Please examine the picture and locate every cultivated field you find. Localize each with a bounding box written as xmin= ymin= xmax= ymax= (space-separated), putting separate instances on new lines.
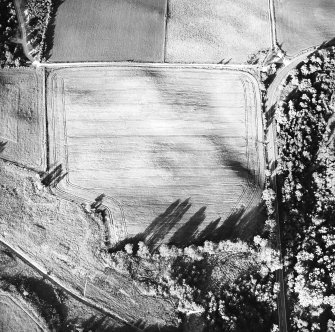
xmin=165 ymin=0 xmax=271 ymax=63
xmin=0 ymin=69 xmax=45 ymax=171
xmin=48 ymin=0 xmax=167 ymax=62
xmin=0 ymin=291 xmax=44 ymax=332
xmin=275 ymin=0 xmax=335 ymax=56
xmin=47 ymin=66 xmax=265 ymax=245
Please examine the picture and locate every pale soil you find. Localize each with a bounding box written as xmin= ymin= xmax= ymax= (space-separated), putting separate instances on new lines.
xmin=47 ymin=66 xmax=265 ymax=244
xmin=48 ymin=0 xmax=167 ymax=62
xmin=0 ymin=160 xmax=178 ymax=327
xmin=275 ymin=0 xmax=335 ymax=56
xmin=0 ymin=69 xmax=45 ymax=171
xmin=165 ymin=0 xmax=271 ymax=63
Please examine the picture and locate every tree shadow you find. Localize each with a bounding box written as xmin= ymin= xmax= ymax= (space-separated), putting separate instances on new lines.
xmin=169 ymin=206 xmax=207 ymax=247
xmin=195 ymin=207 xmax=245 ymax=244
xmin=111 ymin=198 xmax=265 ymax=253
xmin=65 ymin=315 xmax=181 ymax=332
xmin=110 ymin=199 xmax=192 ymax=252
xmin=0 ymin=140 xmax=7 ymax=153
xmin=41 ymin=163 xmax=67 ymax=187
xmin=265 ymin=104 xmax=276 ymax=128
xmin=42 ymin=0 xmax=65 ymax=61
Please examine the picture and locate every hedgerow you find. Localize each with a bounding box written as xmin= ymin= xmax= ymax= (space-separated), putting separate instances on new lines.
xmin=24 ymin=0 xmax=52 ymax=61
xmin=275 ymin=46 xmax=335 ymax=331
xmin=0 ymin=0 xmax=26 ymax=67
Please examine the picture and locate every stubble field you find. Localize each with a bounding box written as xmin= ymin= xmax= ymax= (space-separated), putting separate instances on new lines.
xmin=0 ymin=69 xmax=45 ymax=171
xmin=275 ymin=0 xmax=335 ymax=56
xmin=48 ymin=0 xmax=167 ymax=62
xmin=47 ymin=66 xmax=265 ymax=245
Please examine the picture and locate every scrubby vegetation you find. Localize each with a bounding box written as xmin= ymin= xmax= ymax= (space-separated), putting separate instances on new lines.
xmin=0 ymin=0 xmax=26 ymax=67
xmin=275 ymin=46 xmax=335 ymax=331
xmin=111 ymin=239 xmax=280 ymax=332
xmin=24 ymin=0 xmax=52 ymax=60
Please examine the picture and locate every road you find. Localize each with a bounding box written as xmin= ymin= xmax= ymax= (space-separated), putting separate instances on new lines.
xmin=266 ymin=49 xmax=316 ymax=109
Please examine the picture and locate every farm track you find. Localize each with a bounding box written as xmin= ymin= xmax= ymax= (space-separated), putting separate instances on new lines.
xmin=0 ymin=236 xmax=144 ymax=331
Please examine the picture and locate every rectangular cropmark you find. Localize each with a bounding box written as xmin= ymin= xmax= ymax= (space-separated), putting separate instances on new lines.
xmin=48 ymin=66 xmax=264 ymax=243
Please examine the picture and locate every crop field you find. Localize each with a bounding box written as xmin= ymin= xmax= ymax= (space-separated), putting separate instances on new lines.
xmin=48 ymin=0 xmax=167 ymax=62
xmin=47 ymin=66 xmax=265 ymax=245
xmin=165 ymin=0 xmax=271 ymax=63
xmin=0 ymin=69 xmax=45 ymax=171
xmin=275 ymin=0 xmax=335 ymax=56
xmin=0 ymin=292 xmax=44 ymax=332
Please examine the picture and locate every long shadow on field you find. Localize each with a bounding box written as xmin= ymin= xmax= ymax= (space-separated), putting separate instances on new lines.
xmin=65 ymin=315 xmax=181 ymax=332
xmin=169 ymin=206 xmax=207 ymax=246
xmin=207 ymin=135 xmax=256 ymax=184
xmin=0 ymin=141 xmax=7 ymax=153
xmin=111 ymin=197 xmax=265 ymax=252
xmin=41 ymin=163 xmax=67 ymax=187
xmin=43 ymin=0 xmax=64 ymax=61
xmin=110 ymin=199 xmax=192 ymax=252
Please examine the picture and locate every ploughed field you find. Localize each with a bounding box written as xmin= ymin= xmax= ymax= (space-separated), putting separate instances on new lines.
xmin=48 ymin=0 xmax=167 ymax=62
xmin=275 ymin=0 xmax=335 ymax=56
xmin=48 ymin=66 xmax=264 ymax=243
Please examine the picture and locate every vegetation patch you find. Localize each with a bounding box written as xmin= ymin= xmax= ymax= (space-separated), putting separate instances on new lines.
xmin=275 ymin=46 xmax=335 ymax=331
xmin=0 ymin=275 xmax=67 ymax=330
xmin=22 ymin=0 xmax=53 ymax=61
xmin=110 ymin=239 xmax=280 ymax=332
xmin=0 ymin=0 xmax=26 ymax=67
